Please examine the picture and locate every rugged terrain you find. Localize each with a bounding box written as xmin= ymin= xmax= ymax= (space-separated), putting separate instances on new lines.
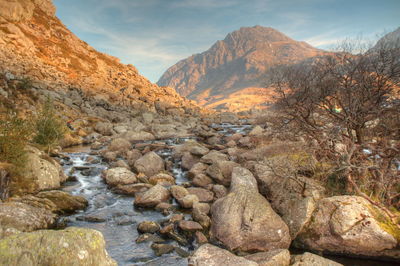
xmin=158 ymin=26 xmax=329 ymax=111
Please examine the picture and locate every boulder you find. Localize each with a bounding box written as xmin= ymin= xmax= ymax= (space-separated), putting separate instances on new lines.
xmin=182 ymin=152 xmax=200 ymax=170
xmin=34 ymin=190 xmax=88 ymax=213
xmin=113 ymin=183 xmax=152 ymax=195
xmin=151 ymin=243 xmax=174 ymax=257
xmin=126 ymin=149 xmax=142 ymax=168
xmin=134 ymin=184 xmax=170 ymax=208
xmin=195 ymin=231 xmax=208 ymax=244
xmin=178 ymin=220 xmax=203 ymax=232
xmin=192 ymin=174 xmax=213 ymax=188
xmin=149 ymin=173 xmax=175 ymax=186
xmin=189 ymin=244 xmax=257 ymax=266
xmin=102 ymin=167 xmax=137 ymax=186
xmin=108 ymin=138 xmax=131 ymax=153
xmin=211 ymin=167 xmax=291 ymax=253
xmin=188 ymin=163 xmax=208 ymax=179
xmin=134 ymin=152 xmax=165 ymax=177
xmin=206 ymin=160 xmax=239 ymax=186
xmin=173 ymin=140 xmax=209 ymax=157
xmin=253 ymin=162 xmax=325 ymax=239
xmin=295 ymin=196 xmax=399 ymax=257
xmin=95 ymin=122 xmax=114 ymax=136
xmin=249 ymin=125 xmax=264 ymax=136
xmin=212 ymin=184 xmax=228 ymax=199
xmin=137 ymin=221 xmax=160 ymax=234
xmin=178 ymin=194 xmax=199 ymax=209
xmin=121 ymin=131 xmax=155 ymax=142
xmin=170 ymin=185 xmax=189 ymax=200
xmin=200 ymin=150 xmax=228 ymax=165
xmin=0 ymin=227 xmax=116 ymax=265
xmin=187 ymin=187 xmax=214 ymax=203
xmin=245 ymin=249 xmax=290 ymax=266
xmin=0 ymin=202 xmax=56 ymax=238
xmin=290 ymin=252 xmax=342 ymax=266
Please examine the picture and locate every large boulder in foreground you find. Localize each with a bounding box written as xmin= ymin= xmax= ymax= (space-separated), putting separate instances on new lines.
xmin=254 ymin=161 xmax=325 ymax=239
xmin=0 ymin=202 xmax=56 ymax=238
xmin=134 ymin=152 xmax=165 ymax=177
xmin=211 ymin=167 xmax=291 ymax=253
xmin=0 ymin=227 xmax=116 ymax=265
xmin=295 ymin=196 xmax=399 ymax=258
xmin=188 ymin=244 xmax=257 ymax=266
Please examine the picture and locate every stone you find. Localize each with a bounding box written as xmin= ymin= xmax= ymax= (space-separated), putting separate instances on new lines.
xmin=134 ymin=184 xmax=170 ymax=208
xmin=0 ymin=227 xmax=116 ymax=265
xmin=211 ymin=167 xmax=291 ymax=253
xmin=102 ymin=167 xmax=137 ymax=186
xmin=178 ymin=194 xmax=199 ymax=209
xmin=151 ymin=243 xmax=175 ymax=257
xmin=136 ymin=233 xmax=165 ymax=243
xmin=245 ymin=249 xmax=290 ymax=266
xmin=174 ymin=140 xmax=209 ymax=157
xmin=181 ymin=152 xmax=200 ymax=170
xmin=34 ymin=190 xmax=88 ymax=214
xmin=178 ymin=220 xmax=203 ymax=232
xmin=174 ymin=247 xmax=190 ymax=258
xmin=149 ymin=173 xmax=175 ymax=186
xmin=170 ymin=185 xmax=189 ymax=200
xmin=155 ymin=202 xmax=173 ymax=212
xmin=169 ymin=214 xmax=184 ymax=223
xmin=295 ymin=196 xmax=399 ymax=257
xmin=212 ymin=184 xmax=228 ymax=199
xmin=206 ymin=160 xmax=239 ymax=186
xmin=113 ymin=183 xmax=152 ymax=195
xmin=108 ymin=138 xmax=131 ymax=153
xmin=102 ymin=151 xmax=117 ymax=162
xmin=95 ymin=122 xmax=114 ymax=136
xmin=189 ymin=244 xmax=257 ymax=266
xmin=188 ymin=163 xmax=208 ymax=179
xmin=195 ymin=231 xmax=208 ymax=244
xmin=126 ymin=149 xmax=142 ymax=168
xmin=254 ymin=162 xmax=325 ymax=239
xmin=0 ymin=202 xmax=56 ymax=238
xmin=200 ymin=150 xmax=228 ymax=165
xmin=137 ymin=221 xmax=160 ymax=234
xmin=192 ymin=174 xmax=213 ymax=188
xmin=121 ymin=131 xmax=155 ymax=142
xmin=290 ymin=252 xmax=343 ymax=266
xmin=249 ymin=125 xmax=264 ymax=136
xmin=134 ymin=151 xmax=165 ymax=177
xmin=193 ymin=202 xmax=210 ymax=215
xmin=187 ymin=187 xmax=214 ymax=203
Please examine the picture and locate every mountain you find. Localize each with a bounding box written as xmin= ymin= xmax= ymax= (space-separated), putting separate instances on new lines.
xmin=0 ymin=0 xmax=197 ymax=112
xmin=372 ymin=27 xmax=400 ymax=50
xmin=157 ymin=26 xmax=329 ymax=111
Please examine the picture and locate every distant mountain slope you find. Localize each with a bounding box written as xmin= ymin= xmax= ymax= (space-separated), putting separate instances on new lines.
xmin=157 ymin=26 xmax=329 ymax=111
xmin=0 ymin=0 xmax=196 ymax=111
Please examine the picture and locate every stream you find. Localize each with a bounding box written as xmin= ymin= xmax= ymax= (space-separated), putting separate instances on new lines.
xmin=60 ymin=123 xmax=398 ymax=266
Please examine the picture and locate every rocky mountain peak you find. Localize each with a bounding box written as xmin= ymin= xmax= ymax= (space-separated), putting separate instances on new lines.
xmin=0 ymin=0 xmax=56 ymax=22
xmin=157 ymin=25 xmax=328 ymax=111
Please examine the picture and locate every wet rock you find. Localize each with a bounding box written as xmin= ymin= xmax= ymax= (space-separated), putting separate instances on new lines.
xmin=170 ymin=185 xmax=189 ymax=200
xmin=137 ymin=221 xmax=160 ymax=234
xmin=212 ymin=184 xmax=228 ymax=199
xmin=254 ymin=162 xmax=325 ymax=239
xmin=166 ymin=231 xmax=188 ymax=246
xmin=182 ymin=152 xmax=200 ymax=170
xmin=151 ymin=243 xmax=175 ymax=256
xmin=102 ymin=167 xmax=137 ymax=186
xmin=34 ymin=190 xmax=88 ymax=213
xmin=0 ymin=202 xmax=56 ymax=237
xmin=195 ymin=231 xmax=208 ymax=244
xmin=189 ymin=244 xmax=257 ymax=266
xmin=200 ymin=150 xmax=228 ymax=165
xmin=245 ymin=249 xmax=290 ymax=266
xmin=149 ymin=173 xmax=175 ymax=186
xmin=211 ymin=167 xmax=291 ymax=253
xmin=192 ymin=174 xmax=213 ymax=188
xmin=160 ymin=223 xmax=174 ymax=234
xmin=290 ymin=252 xmax=343 ymax=266
xmin=169 ymin=214 xmax=184 ymax=223
xmin=188 ymin=163 xmax=208 ymax=179
xmin=178 ymin=194 xmax=199 ymax=209
xmin=0 ymin=227 xmax=116 ymax=265
xmin=295 ymin=196 xmax=398 ymax=257
xmin=76 ymin=215 xmax=106 ymax=223
xmin=206 ymin=160 xmax=239 ymax=186
xmin=113 ymin=183 xmax=152 ymax=196
xmin=187 ymin=187 xmax=214 ymax=203
xmin=175 ymin=246 xmax=190 ymax=258
xmin=108 ymin=138 xmax=131 ymax=154
xmin=134 ymin=184 xmax=170 ymax=208
xmin=136 ymin=233 xmax=165 ymax=243
xmin=126 ymin=149 xmax=142 ymax=167
xmin=155 ymin=202 xmax=174 ymax=212
xmin=134 ymin=151 xmax=165 ymax=177
xmin=179 ymin=220 xmax=203 ymax=232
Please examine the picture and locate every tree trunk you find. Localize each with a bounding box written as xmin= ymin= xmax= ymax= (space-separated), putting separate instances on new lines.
xmin=355 ymin=127 xmax=364 ymax=144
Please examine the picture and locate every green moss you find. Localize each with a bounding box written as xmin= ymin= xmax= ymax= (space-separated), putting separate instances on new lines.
xmin=368 ymin=205 xmax=400 ymax=242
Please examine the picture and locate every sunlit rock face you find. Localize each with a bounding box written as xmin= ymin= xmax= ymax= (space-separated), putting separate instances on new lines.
xmin=158 ymin=25 xmax=329 ymax=112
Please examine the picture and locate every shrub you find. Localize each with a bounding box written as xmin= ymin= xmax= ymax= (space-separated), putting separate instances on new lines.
xmin=33 ymin=96 xmax=67 ymax=151
xmin=0 ymin=113 xmax=31 ymax=174
xmin=16 ymin=77 xmax=32 ymax=90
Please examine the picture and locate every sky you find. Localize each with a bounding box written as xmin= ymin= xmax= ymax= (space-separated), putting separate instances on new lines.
xmin=53 ymin=0 xmax=400 ymax=82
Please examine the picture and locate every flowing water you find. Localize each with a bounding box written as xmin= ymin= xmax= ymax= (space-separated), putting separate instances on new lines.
xmin=60 ymin=123 xmax=398 ymax=266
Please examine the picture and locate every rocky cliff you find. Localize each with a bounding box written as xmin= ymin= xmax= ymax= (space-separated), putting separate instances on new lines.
xmin=158 ymin=26 xmax=329 ymax=111
xmin=0 ymin=0 xmax=198 ymax=113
